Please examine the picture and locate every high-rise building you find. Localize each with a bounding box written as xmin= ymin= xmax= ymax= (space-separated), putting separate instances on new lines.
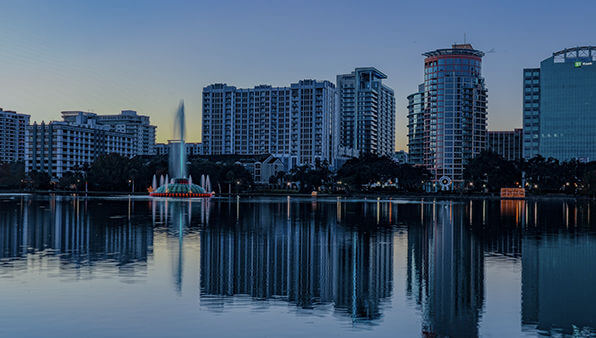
xmin=523 ymin=46 xmax=596 ymax=161
xmin=0 ymin=108 xmax=30 ymax=163
xmin=407 ymin=84 xmax=425 ymax=165
xmin=488 ymin=129 xmax=523 ymax=161
xmin=25 ymin=112 xmax=135 ymax=177
xmin=336 ymin=67 xmax=396 ymax=157
xmin=202 ymin=80 xmax=337 ymax=170
xmin=62 ymin=110 xmax=156 ymax=156
xmin=408 ymin=44 xmax=488 ymax=190
xmin=522 ymin=68 xmax=541 ymax=159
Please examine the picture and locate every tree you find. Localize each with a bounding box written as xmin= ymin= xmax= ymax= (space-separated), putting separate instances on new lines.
xmin=289 ymin=160 xmax=332 ymax=192
xmin=464 ymin=151 xmax=522 ymax=192
xmin=269 ymin=171 xmax=287 ymax=186
xmin=87 ymin=154 xmax=135 ymax=191
xmin=188 ymin=158 xmax=253 ymax=193
xmin=336 ymin=154 xmax=429 ymax=192
xmin=58 ymin=171 xmax=85 ymax=191
xmin=27 ymin=170 xmax=51 ymax=190
xmin=0 ymin=162 xmax=26 ymax=189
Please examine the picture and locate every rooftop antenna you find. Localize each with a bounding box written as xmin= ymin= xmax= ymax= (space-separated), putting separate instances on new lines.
xmin=464 ymin=33 xmax=467 ymax=44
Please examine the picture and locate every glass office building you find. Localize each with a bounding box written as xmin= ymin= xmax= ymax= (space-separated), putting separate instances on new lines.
xmin=522 ymin=69 xmax=541 ymax=159
xmin=523 ymin=46 xmax=596 ymax=161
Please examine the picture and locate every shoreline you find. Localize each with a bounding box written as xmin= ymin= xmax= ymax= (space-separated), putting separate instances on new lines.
xmin=1 ymin=190 xmax=593 ymax=201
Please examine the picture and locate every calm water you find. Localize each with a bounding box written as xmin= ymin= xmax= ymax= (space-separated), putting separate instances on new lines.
xmin=0 ymin=195 xmax=595 ymax=337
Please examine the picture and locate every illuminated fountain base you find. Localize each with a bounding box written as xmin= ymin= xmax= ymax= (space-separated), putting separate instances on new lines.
xmin=150 ymin=178 xmax=212 ymax=198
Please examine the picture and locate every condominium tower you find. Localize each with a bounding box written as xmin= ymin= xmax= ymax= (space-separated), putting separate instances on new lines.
xmin=407 ymin=44 xmax=488 ymax=189
xmin=336 ymin=67 xmax=396 ymax=157
xmin=523 ymin=46 xmax=596 ymax=161
xmin=202 ymin=80 xmax=337 ymax=169
xmin=62 ymin=110 xmax=156 ymax=156
xmin=407 ymin=84 xmax=425 ymax=165
xmin=26 ymin=112 xmax=135 ymax=177
xmin=0 ymin=108 xmax=30 ymax=163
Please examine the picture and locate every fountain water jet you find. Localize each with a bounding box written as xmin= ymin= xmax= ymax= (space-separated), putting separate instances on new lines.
xmin=150 ymin=101 xmax=212 ymax=198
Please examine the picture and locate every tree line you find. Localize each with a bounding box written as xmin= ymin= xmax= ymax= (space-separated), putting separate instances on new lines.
xmin=464 ymin=151 xmax=596 ymax=195
xmin=1 ymin=151 xmax=594 ymax=196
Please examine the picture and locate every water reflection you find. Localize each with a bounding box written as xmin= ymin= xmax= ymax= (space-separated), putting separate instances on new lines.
xmin=0 ymin=196 xmax=152 ymax=277
xmin=407 ymin=203 xmax=484 ymax=337
xmin=199 ymin=201 xmax=393 ymax=323
xmin=0 ymin=195 xmax=594 ymax=336
xmin=522 ymin=230 xmax=596 ymax=335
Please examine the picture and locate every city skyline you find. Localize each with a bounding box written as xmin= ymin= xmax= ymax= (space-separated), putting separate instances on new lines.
xmin=0 ymin=1 xmax=594 ymax=150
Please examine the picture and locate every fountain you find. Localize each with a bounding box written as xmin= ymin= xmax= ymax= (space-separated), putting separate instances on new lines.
xmin=150 ymin=101 xmax=212 ymax=198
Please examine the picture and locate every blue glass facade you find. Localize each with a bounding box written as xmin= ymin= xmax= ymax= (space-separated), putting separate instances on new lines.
xmin=522 ymin=68 xmax=540 ymax=159
xmin=535 ymin=47 xmax=596 ymax=161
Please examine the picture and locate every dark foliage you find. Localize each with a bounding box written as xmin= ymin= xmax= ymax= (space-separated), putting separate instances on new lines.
xmin=0 ymin=162 xmax=26 ymax=188
xmin=336 ymin=154 xmax=430 ymax=192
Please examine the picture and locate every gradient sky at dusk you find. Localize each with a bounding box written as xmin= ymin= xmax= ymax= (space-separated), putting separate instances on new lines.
xmin=0 ymin=0 xmax=594 ymax=149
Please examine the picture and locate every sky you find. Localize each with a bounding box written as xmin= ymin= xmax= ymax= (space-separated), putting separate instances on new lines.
xmin=0 ymin=0 xmax=594 ymax=150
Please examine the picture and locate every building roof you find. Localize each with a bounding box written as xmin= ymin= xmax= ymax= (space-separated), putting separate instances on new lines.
xmin=423 ymin=44 xmax=485 ymax=58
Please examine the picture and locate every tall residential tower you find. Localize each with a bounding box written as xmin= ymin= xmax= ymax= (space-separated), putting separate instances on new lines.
xmin=202 ymin=80 xmax=337 ymax=170
xmin=336 ymin=67 xmax=396 ymax=158
xmin=408 ymin=44 xmax=488 ymax=190
xmin=0 ymin=108 xmax=30 ymax=163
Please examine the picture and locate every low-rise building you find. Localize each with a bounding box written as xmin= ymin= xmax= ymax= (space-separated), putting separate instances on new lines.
xmin=155 ymin=142 xmax=202 ymax=156
xmin=488 ymin=129 xmax=523 ymax=161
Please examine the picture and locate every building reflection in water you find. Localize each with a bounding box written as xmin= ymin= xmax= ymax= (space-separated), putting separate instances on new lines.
xmin=520 ymin=200 xmax=596 ymax=335
xmin=199 ymin=199 xmax=394 ymax=323
xmin=407 ymin=201 xmax=484 ymax=337
xmin=0 ymin=195 xmax=153 ymax=277
xmin=0 ymin=195 xmax=594 ymax=333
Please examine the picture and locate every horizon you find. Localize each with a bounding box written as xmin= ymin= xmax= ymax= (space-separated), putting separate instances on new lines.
xmin=0 ymin=0 xmax=594 ymax=150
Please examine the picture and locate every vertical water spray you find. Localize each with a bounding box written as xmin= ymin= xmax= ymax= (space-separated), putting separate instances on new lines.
xmin=169 ymin=101 xmax=187 ymax=179
xmin=149 ymin=101 xmax=212 ymax=198
xmin=206 ymin=175 xmax=211 ymax=193
xmin=152 ymin=175 xmax=157 ymax=191
xmin=201 ymin=174 xmax=206 ymax=191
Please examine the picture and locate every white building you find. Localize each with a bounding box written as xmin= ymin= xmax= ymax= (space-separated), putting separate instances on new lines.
xmin=62 ymin=110 xmax=156 ymax=156
xmin=155 ymin=143 xmax=169 ymax=156
xmin=202 ymin=80 xmax=338 ymax=170
xmin=0 ymin=108 xmax=30 ymax=163
xmin=155 ymin=142 xmax=203 ymax=156
xmin=337 ymin=67 xmax=396 ymax=158
xmin=25 ymin=115 xmax=134 ymax=178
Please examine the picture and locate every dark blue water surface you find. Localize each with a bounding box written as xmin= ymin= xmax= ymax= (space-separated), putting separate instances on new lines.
xmin=0 ymin=195 xmax=595 ymax=337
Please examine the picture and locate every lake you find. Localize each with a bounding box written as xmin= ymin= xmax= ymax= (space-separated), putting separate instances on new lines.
xmin=0 ymin=195 xmax=595 ymax=337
